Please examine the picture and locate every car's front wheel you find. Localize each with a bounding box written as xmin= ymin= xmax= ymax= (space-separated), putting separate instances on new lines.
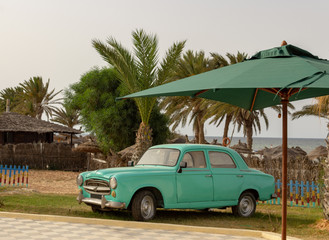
xmin=131 ymin=190 xmax=156 ymax=221
xmin=91 ymin=205 xmax=104 ymax=214
xmin=232 ymin=192 xmax=256 ymax=217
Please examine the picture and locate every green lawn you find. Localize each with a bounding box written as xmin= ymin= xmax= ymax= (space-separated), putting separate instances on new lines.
xmin=0 ymin=193 xmax=328 ymax=240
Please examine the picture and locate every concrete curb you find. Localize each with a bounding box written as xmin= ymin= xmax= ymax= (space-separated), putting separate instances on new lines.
xmin=0 ymin=212 xmax=301 ymax=240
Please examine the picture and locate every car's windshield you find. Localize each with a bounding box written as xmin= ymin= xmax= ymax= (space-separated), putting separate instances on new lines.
xmin=137 ymin=148 xmax=180 ymax=166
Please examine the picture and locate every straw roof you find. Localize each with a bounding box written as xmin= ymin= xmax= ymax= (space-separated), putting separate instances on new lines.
xmin=0 ymin=112 xmax=82 ymax=134
xmin=118 ymin=144 xmax=137 ymax=160
xmin=73 ymin=140 xmax=102 ymax=153
xmin=258 ymin=145 xmax=307 ymax=159
xmin=308 ymin=145 xmax=327 ymax=161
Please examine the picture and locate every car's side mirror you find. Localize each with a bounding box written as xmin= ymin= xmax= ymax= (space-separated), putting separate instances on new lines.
xmin=180 ymin=161 xmax=187 ymax=168
xmin=127 ymin=160 xmax=134 ymax=167
xmin=177 ymin=161 xmax=187 ymax=173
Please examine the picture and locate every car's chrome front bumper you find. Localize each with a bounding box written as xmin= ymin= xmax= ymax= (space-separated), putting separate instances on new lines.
xmin=77 ymin=190 xmax=126 ymax=209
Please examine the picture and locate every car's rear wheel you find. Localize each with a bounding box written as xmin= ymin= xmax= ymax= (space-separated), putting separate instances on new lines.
xmin=232 ymin=192 xmax=256 ymax=217
xmin=131 ymin=190 xmax=156 ymax=221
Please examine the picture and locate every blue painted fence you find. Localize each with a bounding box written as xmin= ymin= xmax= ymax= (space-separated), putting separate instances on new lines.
xmin=262 ymin=179 xmax=320 ymax=208
xmin=0 ymin=165 xmax=28 ymax=187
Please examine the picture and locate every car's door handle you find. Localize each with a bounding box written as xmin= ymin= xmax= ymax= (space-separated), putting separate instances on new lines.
xmin=205 ymin=175 xmax=213 ymax=177
xmin=236 ymin=175 xmax=244 ymax=178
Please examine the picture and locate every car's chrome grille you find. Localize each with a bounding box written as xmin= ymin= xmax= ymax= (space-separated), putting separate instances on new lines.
xmin=84 ymin=179 xmax=110 ymax=195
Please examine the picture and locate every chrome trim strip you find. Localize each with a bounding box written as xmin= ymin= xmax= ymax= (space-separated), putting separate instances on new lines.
xmin=182 ymin=170 xmax=211 ymax=172
xmin=83 ymin=179 xmax=111 ymax=194
xmin=77 ymin=191 xmax=125 ymax=209
xmin=84 ymin=186 xmax=111 ymax=192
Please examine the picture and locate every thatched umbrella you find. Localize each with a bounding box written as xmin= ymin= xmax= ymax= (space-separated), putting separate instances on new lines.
xmin=230 ymin=140 xmax=251 ymax=154
xmin=308 ymin=145 xmax=327 ymax=162
xmin=73 ymin=140 xmax=102 ymax=170
xmin=73 ymin=140 xmax=102 ymax=153
xmin=118 ymin=144 xmax=137 ymax=162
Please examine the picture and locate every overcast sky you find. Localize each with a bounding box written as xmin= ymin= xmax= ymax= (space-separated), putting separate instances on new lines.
xmin=1 ymin=0 xmax=329 ymax=139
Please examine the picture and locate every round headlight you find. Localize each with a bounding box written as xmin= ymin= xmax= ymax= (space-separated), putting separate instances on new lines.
xmin=110 ymin=177 xmax=117 ymax=189
xmin=76 ymin=174 xmax=83 ymax=186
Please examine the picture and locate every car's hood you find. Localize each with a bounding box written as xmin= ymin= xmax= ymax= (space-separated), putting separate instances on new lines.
xmin=83 ymin=165 xmax=174 ymax=179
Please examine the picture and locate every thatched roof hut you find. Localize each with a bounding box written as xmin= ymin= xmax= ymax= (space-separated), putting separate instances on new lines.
xmin=0 ymin=112 xmax=82 ymax=145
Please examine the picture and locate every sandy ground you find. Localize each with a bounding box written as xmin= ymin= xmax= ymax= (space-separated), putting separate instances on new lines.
xmin=1 ymin=170 xmax=80 ymax=195
xmin=29 ymin=170 xmax=80 ymax=194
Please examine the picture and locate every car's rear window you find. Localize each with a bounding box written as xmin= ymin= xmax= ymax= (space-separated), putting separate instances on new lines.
xmin=209 ymin=151 xmax=236 ymax=168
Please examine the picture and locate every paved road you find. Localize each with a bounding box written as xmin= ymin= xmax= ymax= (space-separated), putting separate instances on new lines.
xmin=0 ymin=216 xmax=263 ymax=240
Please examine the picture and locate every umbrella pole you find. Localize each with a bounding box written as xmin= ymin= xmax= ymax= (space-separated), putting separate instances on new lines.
xmin=281 ymin=94 xmax=288 ymax=240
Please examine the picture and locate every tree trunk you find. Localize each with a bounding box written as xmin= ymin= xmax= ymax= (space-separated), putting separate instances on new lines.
xmin=223 ymin=114 xmax=233 ymax=139
xmin=131 ymin=122 xmax=153 ymax=163
xmin=194 ymin=119 xmax=200 ymax=144
xmin=245 ymin=121 xmax=253 ymax=151
xmin=198 ymin=118 xmax=206 ymax=144
xmin=323 ymin=125 xmax=329 ymax=220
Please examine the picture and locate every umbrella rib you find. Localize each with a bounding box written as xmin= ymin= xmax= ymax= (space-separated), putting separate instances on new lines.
xmin=259 ymin=88 xmax=278 ymax=95
xmin=259 ymin=88 xmax=304 ymax=98
xmin=250 ymin=88 xmax=259 ymax=111
xmin=289 ymin=88 xmax=307 ymax=96
xmin=193 ymin=89 xmax=209 ymax=98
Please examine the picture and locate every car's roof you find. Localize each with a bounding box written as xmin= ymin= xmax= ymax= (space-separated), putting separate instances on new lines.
xmin=150 ymin=144 xmax=235 ymax=153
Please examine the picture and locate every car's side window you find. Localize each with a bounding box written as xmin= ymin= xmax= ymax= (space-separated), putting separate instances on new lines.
xmin=209 ymin=151 xmax=236 ymax=168
xmin=182 ymin=151 xmax=207 ymax=168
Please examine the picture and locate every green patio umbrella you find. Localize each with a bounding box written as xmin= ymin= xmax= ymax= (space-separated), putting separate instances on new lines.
xmin=119 ymin=43 xmax=329 ymax=240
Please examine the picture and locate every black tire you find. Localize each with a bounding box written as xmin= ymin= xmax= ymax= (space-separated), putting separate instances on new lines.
xmin=131 ymin=190 xmax=156 ymax=221
xmin=200 ymin=208 xmax=210 ymax=212
xmin=91 ymin=205 xmax=104 ymax=214
xmin=232 ymin=192 xmax=256 ymax=217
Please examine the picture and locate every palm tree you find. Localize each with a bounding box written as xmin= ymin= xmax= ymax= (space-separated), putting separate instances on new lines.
xmin=51 ymin=103 xmax=80 ymax=128
xmin=19 ymin=77 xmax=62 ymax=120
xmin=160 ymin=50 xmax=212 ymax=143
xmin=292 ymin=96 xmax=329 ymax=120
xmin=0 ymin=86 xmax=24 ymax=113
xmin=92 ymin=29 xmax=185 ymax=160
xmin=210 ymin=51 xmax=247 ymax=69
xmin=292 ymin=96 xmax=329 ymax=220
xmin=203 ymin=100 xmax=269 ymax=150
xmin=203 ymin=101 xmax=239 ymax=140
xmin=203 ymin=52 xmax=248 ymax=142
xmin=234 ymin=109 xmax=269 ymax=150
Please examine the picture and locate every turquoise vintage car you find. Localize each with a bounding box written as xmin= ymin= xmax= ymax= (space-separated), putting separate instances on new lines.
xmin=76 ymin=144 xmax=275 ymax=221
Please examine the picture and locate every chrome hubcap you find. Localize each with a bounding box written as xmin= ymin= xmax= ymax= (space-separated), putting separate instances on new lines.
xmin=141 ymin=195 xmax=154 ymax=219
xmin=239 ymin=196 xmax=254 ymax=216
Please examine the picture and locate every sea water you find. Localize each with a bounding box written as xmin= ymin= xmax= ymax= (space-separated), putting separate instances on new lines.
xmin=204 ymin=136 xmax=326 ymax=153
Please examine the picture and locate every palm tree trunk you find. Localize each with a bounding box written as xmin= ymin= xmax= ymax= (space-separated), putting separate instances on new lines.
xmin=223 ymin=114 xmax=233 ymax=139
xmin=132 ymin=122 xmax=153 ymax=163
xmin=198 ymin=119 xmax=206 ymax=144
xmin=245 ymin=121 xmax=253 ymax=151
xmin=323 ymin=126 xmax=329 ymax=220
xmin=194 ymin=120 xmax=200 ymax=143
